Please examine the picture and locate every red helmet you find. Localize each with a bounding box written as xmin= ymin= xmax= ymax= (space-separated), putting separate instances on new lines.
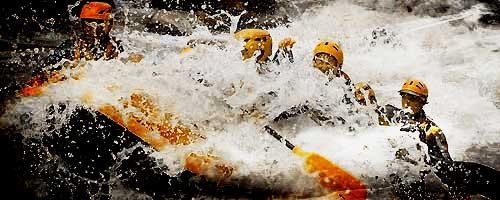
xmin=80 ymin=2 xmax=112 ymax=20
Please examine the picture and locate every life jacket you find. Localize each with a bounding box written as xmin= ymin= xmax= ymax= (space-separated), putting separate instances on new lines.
xmin=415 ymin=116 xmax=453 ymax=165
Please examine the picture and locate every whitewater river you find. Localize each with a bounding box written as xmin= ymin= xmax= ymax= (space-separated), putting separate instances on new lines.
xmin=2 ymin=0 xmax=499 ymax=199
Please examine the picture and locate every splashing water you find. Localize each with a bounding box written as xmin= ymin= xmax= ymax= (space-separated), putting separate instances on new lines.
xmin=3 ymin=0 xmax=500 ymax=198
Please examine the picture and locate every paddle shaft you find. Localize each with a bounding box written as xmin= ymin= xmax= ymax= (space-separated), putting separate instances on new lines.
xmin=264 ymin=125 xmax=295 ymax=151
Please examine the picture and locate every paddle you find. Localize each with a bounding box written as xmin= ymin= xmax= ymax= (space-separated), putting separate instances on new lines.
xmin=264 ymin=125 xmax=367 ymax=200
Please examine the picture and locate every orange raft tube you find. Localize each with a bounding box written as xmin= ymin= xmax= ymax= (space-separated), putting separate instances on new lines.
xmin=95 ymin=92 xmax=233 ymax=179
xmin=18 ymin=71 xmax=367 ymax=199
xmin=17 ymin=73 xmax=233 ymax=180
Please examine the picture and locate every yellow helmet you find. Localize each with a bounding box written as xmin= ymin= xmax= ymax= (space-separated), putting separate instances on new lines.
xmin=234 ymin=29 xmax=272 ymax=64
xmin=313 ymin=41 xmax=343 ymax=67
xmin=354 ymin=82 xmax=377 ymax=106
xmin=399 ymin=79 xmax=428 ymax=100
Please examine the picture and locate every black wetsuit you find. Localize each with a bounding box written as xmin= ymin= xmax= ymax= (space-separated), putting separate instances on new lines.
xmin=380 ymin=105 xmax=500 ymax=199
xmin=35 ymin=36 xmax=123 ymax=76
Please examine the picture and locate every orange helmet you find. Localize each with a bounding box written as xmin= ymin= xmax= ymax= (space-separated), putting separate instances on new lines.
xmin=80 ymin=2 xmax=112 ymax=20
xmin=313 ymin=41 xmax=343 ymax=67
xmin=234 ymin=29 xmax=273 ymax=64
xmin=399 ymin=79 xmax=428 ymax=100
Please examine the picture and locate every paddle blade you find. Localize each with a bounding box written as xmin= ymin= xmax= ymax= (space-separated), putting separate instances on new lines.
xmin=293 ymin=147 xmax=367 ymax=200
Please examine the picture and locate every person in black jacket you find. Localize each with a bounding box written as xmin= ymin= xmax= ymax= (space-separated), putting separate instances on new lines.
xmin=272 ymin=40 xmax=357 ymax=126
xmin=18 ymin=2 xmax=127 ymax=95
xmin=378 ymin=79 xmax=499 ymax=199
